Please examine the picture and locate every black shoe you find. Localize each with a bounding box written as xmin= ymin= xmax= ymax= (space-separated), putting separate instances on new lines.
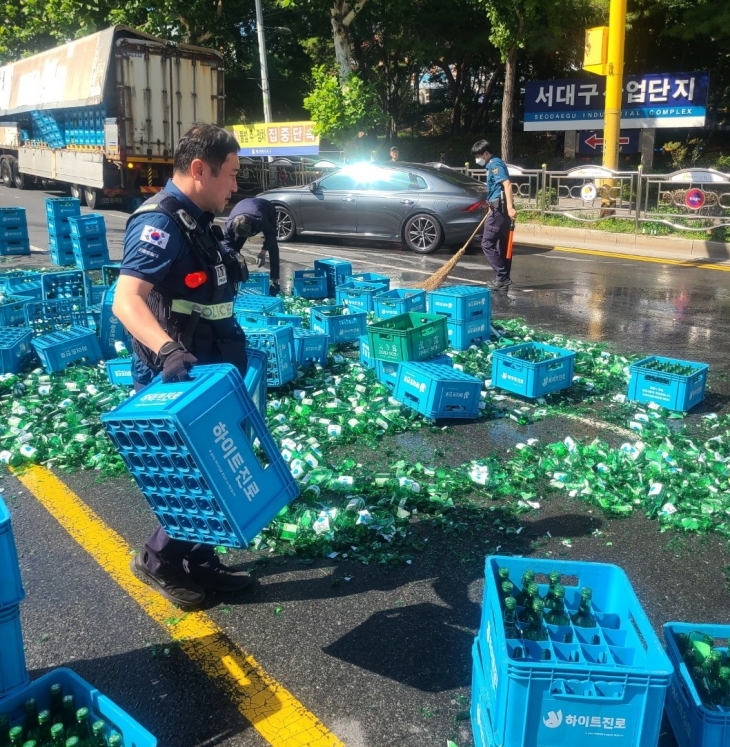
xmin=190 ymin=563 xmax=253 ymax=593
xmin=131 ymin=552 xmax=206 ymax=610
xmin=488 ymin=279 xmax=512 ymax=291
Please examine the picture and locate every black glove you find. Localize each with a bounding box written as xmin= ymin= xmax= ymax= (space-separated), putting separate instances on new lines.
xmin=230 ymin=214 xmax=254 ymax=240
xmin=257 ymin=249 xmax=267 ymax=269
xmin=159 ymin=341 xmax=198 ymax=383
xmin=269 ymin=281 xmax=281 ymax=296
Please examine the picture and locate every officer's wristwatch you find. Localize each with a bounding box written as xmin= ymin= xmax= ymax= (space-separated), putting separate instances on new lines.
xmin=157 ymin=340 xmax=185 ymax=362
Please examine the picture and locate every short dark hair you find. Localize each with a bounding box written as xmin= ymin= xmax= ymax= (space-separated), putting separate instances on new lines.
xmin=390 ymin=146 xmax=399 ymax=153
xmin=470 ymin=140 xmax=494 ymax=158
xmin=173 ymin=123 xmax=240 ymax=176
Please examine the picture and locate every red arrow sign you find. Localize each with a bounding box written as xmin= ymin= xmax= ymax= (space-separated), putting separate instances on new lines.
xmin=584 ymin=134 xmax=630 ymax=150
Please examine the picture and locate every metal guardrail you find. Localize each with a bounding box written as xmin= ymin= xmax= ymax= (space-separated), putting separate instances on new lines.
xmin=457 ymin=165 xmax=730 ymax=233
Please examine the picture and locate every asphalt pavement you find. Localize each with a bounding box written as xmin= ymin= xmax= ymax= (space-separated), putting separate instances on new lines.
xmin=1 ymin=184 xmax=730 ymax=747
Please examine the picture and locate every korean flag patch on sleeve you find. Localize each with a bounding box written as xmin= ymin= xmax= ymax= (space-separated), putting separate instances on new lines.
xmin=140 ymin=225 xmax=171 ymax=249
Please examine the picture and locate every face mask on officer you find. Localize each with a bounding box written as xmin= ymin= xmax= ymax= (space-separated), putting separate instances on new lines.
xmin=475 ymin=156 xmax=488 ymax=166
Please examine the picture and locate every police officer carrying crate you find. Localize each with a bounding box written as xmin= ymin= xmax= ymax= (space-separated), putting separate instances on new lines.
xmin=113 ymin=123 xmax=253 ymax=609
xmin=470 ymin=140 xmax=517 ymax=290
xmin=223 ymin=196 xmax=281 ymax=295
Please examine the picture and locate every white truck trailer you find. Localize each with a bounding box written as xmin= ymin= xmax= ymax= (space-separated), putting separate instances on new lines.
xmin=0 ymin=26 xmax=224 ymax=208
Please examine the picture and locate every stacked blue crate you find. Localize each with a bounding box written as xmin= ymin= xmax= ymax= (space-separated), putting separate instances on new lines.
xmin=105 ymin=358 xmax=133 ymax=387
xmin=0 ymin=208 xmax=30 ymax=257
xmin=98 ymin=285 xmax=131 ymax=359
xmin=101 ymin=364 xmax=299 ymax=549
xmin=69 ymin=214 xmax=109 ymax=270
xmin=292 ymin=270 xmax=328 ymax=299
xmin=375 ymin=353 xmax=452 ymax=391
xmin=427 ymin=285 xmax=491 ymax=350
xmin=29 ymin=110 xmax=65 ymax=149
xmin=314 ymin=258 xmax=352 ymax=296
xmin=373 ymin=288 xmax=426 ymax=318
xmin=0 ymin=328 xmax=34 ymax=374
xmin=292 ymin=328 xmax=329 ymax=367
xmin=244 ymin=327 xmax=296 ymax=387
xmin=46 ymin=197 xmax=80 ymax=266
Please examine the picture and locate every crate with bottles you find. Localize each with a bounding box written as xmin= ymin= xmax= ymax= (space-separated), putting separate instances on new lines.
xmin=309 ymin=305 xmax=367 ymax=345
xmin=313 ymin=258 xmax=352 ymax=296
xmin=473 ymin=556 xmax=673 ymax=747
xmin=628 ymin=355 xmax=708 ymax=412
xmin=491 ymin=342 xmax=575 ymax=398
xmin=373 ymin=288 xmax=426 ymax=319
xmin=664 ymin=622 xmax=730 ymax=747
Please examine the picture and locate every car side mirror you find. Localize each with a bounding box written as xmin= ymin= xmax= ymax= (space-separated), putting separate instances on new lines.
xmin=308 ymin=181 xmax=319 ymax=193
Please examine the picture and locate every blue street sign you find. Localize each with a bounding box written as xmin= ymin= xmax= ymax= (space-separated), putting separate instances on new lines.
xmin=524 ymin=72 xmax=709 ymax=131
xmin=578 ymin=130 xmax=641 ymax=154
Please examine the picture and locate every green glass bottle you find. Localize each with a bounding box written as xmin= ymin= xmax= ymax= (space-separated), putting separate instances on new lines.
xmin=9 ymin=728 xmax=24 ymax=747
xmin=514 ymin=569 xmax=536 ymax=608
xmin=689 ymin=631 xmax=714 ymax=664
xmin=716 ymin=667 xmax=730 ymax=707
xmin=523 ymin=598 xmax=548 ymax=641
xmin=518 ymin=583 xmax=540 ymax=623
xmin=107 ymin=733 xmax=123 ymax=747
xmin=61 ymin=698 xmax=77 ymax=740
xmin=498 ymin=567 xmax=511 ymax=585
xmin=544 ymin=586 xmax=570 ymax=626
xmin=543 ymin=571 xmax=562 ymax=609
xmin=50 ymin=724 xmax=65 ymax=747
xmin=66 ymin=738 xmax=80 ymax=747
xmin=21 ymin=740 xmax=37 ymax=747
xmin=500 ymin=581 xmax=515 ymax=608
xmin=571 ymin=587 xmax=597 ymax=628
xmin=75 ymin=709 xmax=92 ymax=745
xmin=91 ymin=721 xmax=107 ymax=747
xmin=503 ymin=596 xmax=520 ymax=639
xmin=0 ymin=715 xmax=9 ymax=747
xmin=23 ymin=701 xmax=39 ymax=743
xmin=49 ymin=685 xmax=64 ymax=726
xmin=37 ymin=711 xmax=52 ymax=745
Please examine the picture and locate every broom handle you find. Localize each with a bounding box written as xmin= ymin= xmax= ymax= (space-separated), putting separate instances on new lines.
xmin=461 ymin=210 xmax=489 ymax=253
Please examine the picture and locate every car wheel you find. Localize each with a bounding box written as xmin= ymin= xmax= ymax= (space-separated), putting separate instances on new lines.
xmin=403 ymin=213 xmax=444 ymax=254
xmin=84 ymin=187 xmax=99 ymax=209
xmin=275 ymin=206 xmax=296 ymax=241
xmin=70 ymin=184 xmax=84 ymax=204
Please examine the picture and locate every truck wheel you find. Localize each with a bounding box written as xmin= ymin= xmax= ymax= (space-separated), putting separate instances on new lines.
xmin=12 ymin=162 xmax=26 ymax=190
xmin=70 ymin=184 xmax=84 ymax=203
xmin=0 ymin=159 xmax=13 ymax=188
xmin=84 ymin=187 xmax=99 ymax=209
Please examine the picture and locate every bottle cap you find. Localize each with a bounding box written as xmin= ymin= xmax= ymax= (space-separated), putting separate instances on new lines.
xmin=533 ymin=598 xmax=545 ymax=611
xmin=505 ymin=596 xmax=517 ymax=610
xmin=527 ymin=582 xmax=539 ymax=596
xmin=580 ymin=586 xmax=593 ymax=599
xmin=549 ymin=571 xmax=561 ymax=583
xmin=553 ymin=585 xmax=565 ymax=599
xmin=523 ymin=569 xmax=536 ymax=581
xmin=76 ymin=706 xmax=89 ymax=721
xmin=498 ymin=567 xmax=510 ymax=579
xmin=51 ymin=724 xmax=64 ymax=736
xmin=501 ymin=581 xmax=514 ymax=594
xmin=38 ymin=709 xmax=51 ymax=723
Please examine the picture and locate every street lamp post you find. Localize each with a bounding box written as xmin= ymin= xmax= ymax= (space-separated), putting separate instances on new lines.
xmin=254 ymin=0 xmax=273 ymax=124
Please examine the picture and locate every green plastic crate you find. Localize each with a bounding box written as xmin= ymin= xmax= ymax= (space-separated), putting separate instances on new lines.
xmin=366 ymin=312 xmax=447 ymax=363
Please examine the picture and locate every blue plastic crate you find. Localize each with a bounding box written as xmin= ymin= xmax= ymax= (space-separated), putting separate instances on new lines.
xmin=2 ymin=279 xmax=42 ymax=300
xmin=309 ymin=305 xmax=367 ymax=345
xmin=314 ymin=258 xmax=352 ymax=296
xmin=375 ymin=354 xmax=452 ymax=391
xmin=105 ymin=358 xmax=133 ymax=387
xmin=244 ymin=348 xmax=268 ymax=421
xmin=0 ymin=296 xmax=32 ymax=327
xmin=292 ymin=328 xmax=328 ymax=367
xmin=244 ymin=327 xmax=296 ymax=387
xmin=394 ymin=361 xmax=481 ymax=419
xmin=236 ymin=310 xmax=270 ymax=328
xmin=45 ymin=196 xmax=80 ymax=220
xmin=359 ymin=335 xmax=374 ymax=369
xmin=0 ymin=605 xmax=28 ymax=699
xmin=0 ymin=328 xmax=33 ymax=374
xmin=47 ymin=214 xmax=73 ymax=235
xmin=72 ymin=235 xmax=110 ymax=270
xmin=24 ymin=299 xmax=87 ymax=336
xmin=0 ymin=225 xmax=28 ymax=241
xmin=0 ymin=667 xmax=156 ymax=746
xmin=292 ymin=269 xmax=328 ymax=299
xmin=41 ymin=270 xmax=86 ymax=301
xmin=373 ymin=288 xmax=426 ymax=318
xmin=49 ymin=247 xmax=76 ymax=267
xmin=31 ymin=326 xmax=102 ymax=373
xmin=266 ymin=313 xmax=302 ymax=328
xmin=346 ymin=272 xmax=390 ymax=290
xmin=68 ymin=213 xmax=106 ymax=238
xmin=99 ymin=287 xmax=131 ymax=359
xmin=427 ymin=285 xmax=491 ymax=321
xmin=492 ymin=342 xmax=575 ymax=398
xmin=241 ymin=271 xmax=270 ymax=295
xmin=87 ymin=283 xmax=110 ymax=306
xmin=664 ymin=622 xmax=730 ymax=747
xmin=0 ymin=207 xmax=26 ymax=227
xmin=336 ymin=281 xmax=387 ymax=313
xmin=447 ymin=317 xmax=491 ymax=350
xmin=627 ymin=356 xmax=708 ymax=412
xmin=49 ymin=233 xmax=75 ymax=265
xmin=101 ymin=364 xmax=300 ymax=548
xmin=0 ymin=497 xmax=25 ymax=610
xmin=101 ymin=264 xmax=121 ymax=286
xmin=234 ymin=293 xmax=284 ymax=314
xmin=475 ymin=556 xmax=673 ymax=747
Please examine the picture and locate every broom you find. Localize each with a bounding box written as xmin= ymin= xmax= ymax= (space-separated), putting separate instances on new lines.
xmin=417 ymin=211 xmax=489 ymax=291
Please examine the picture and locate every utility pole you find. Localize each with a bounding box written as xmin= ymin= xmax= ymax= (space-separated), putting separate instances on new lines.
xmin=602 ymin=0 xmax=627 ymax=171
xmin=254 ymin=0 xmax=273 ymax=124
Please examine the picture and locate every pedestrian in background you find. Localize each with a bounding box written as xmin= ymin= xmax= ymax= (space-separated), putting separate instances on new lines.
xmin=470 ymin=139 xmax=516 ymax=290
xmin=389 ymin=146 xmax=399 ymax=162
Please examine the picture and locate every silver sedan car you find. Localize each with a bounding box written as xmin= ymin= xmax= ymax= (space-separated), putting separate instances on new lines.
xmin=260 ymin=162 xmax=487 ymax=254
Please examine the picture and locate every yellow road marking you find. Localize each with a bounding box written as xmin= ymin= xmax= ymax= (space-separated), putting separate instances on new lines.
xmin=13 ymin=465 xmax=343 ymax=747
xmin=552 ymin=245 xmax=730 ymax=272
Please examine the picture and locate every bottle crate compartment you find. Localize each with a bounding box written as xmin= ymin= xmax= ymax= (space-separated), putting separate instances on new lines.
xmin=0 ymin=327 xmax=34 ymax=374
xmin=0 ymin=605 xmax=28 ymax=700
xmin=447 ymin=317 xmax=491 ymax=350
xmin=314 ymin=258 xmax=352 ymax=296
xmin=492 ymin=342 xmax=575 ymax=398
xmin=373 ymin=288 xmax=427 ymax=319
xmin=292 ymin=328 xmax=328 ymax=366
xmin=366 ymin=312 xmax=448 ymax=363
xmin=241 ymin=271 xmax=270 ymax=296
xmin=627 ymin=356 xmax=708 ymax=412
xmin=68 ymin=213 xmax=107 ymax=238
xmin=31 ymin=326 xmax=102 ymax=373
xmin=375 ymin=354 xmax=452 ymax=391
xmin=1 ymin=278 xmax=43 ymax=301
xmin=41 ymin=270 xmax=86 ymax=301
xmin=474 ymin=556 xmax=673 ymax=747
xmin=234 ymin=293 xmax=284 ymax=314
xmin=664 ymin=622 xmax=730 ymax=747
xmin=346 ymin=271 xmax=390 ymax=290
xmin=101 ymin=364 xmax=300 ymax=548
xmin=309 ymin=305 xmax=367 ymax=345
xmin=24 ymin=299 xmax=87 ymax=337
xmin=243 ymin=327 xmax=296 ymax=387
xmin=0 ymin=496 xmax=25 ymax=611
xmin=292 ymin=270 xmax=328 ymax=299
xmin=427 ymin=285 xmax=491 ymax=321
xmin=393 ymin=361 xmax=481 ymax=419
xmin=101 ymin=264 xmax=121 ymax=286
xmin=0 ymin=667 xmax=157 ymax=746
xmin=335 ymin=281 xmax=388 ymax=313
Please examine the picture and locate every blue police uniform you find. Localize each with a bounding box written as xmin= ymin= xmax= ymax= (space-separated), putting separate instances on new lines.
xmin=480 ymin=155 xmax=512 ymax=285
xmin=224 ymin=197 xmax=280 ymax=281
xmin=121 ymin=179 xmax=248 ymax=578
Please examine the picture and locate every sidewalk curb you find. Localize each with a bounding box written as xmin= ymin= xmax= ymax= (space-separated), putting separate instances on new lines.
xmin=514 ymin=224 xmax=730 ymax=263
